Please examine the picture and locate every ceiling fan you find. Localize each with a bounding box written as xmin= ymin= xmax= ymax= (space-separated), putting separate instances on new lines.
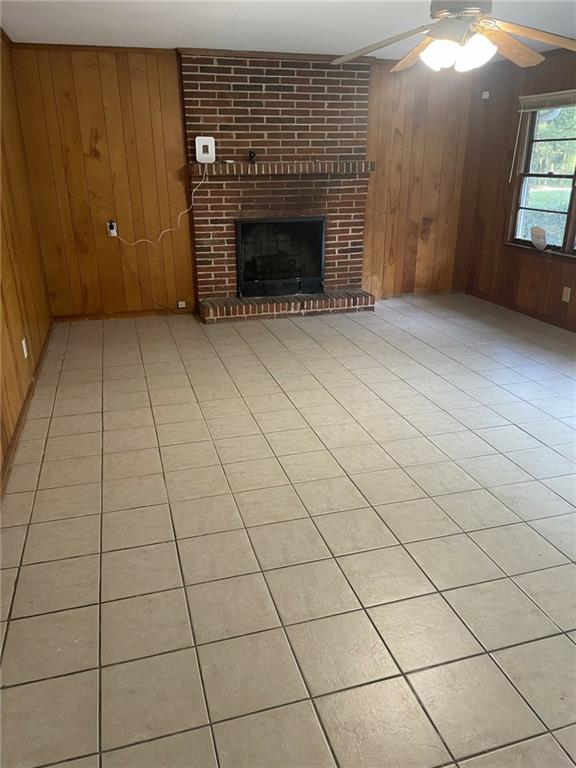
xmin=333 ymin=1 xmax=576 ymax=73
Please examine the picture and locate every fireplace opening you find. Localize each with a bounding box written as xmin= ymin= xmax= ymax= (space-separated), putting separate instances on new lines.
xmin=236 ymin=217 xmax=325 ymax=297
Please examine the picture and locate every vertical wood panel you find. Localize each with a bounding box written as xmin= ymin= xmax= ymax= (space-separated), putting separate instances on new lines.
xmin=147 ymin=53 xmax=178 ymax=308
xmin=394 ymin=68 xmax=416 ymax=295
xmin=158 ymin=54 xmax=196 ymax=308
xmin=439 ymin=81 xmax=469 ymax=292
xmin=403 ymin=70 xmax=429 ymax=294
xmin=36 ymin=51 xmax=83 ymax=313
xmin=72 ymin=50 xmax=125 ymax=313
xmin=364 ymin=61 xmax=470 ymax=297
xmin=1 ymin=37 xmax=51 ymax=470
xmin=116 ymin=51 xmax=154 ymax=307
xmin=50 ymin=50 xmax=104 ymax=314
xmin=383 ymin=71 xmax=405 ymax=297
xmin=11 ymin=45 xmax=195 ymax=316
xmin=98 ymin=51 xmax=142 ymax=311
xmin=129 ymin=52 xmax=167 ymax=308
xmin=363 ymin=64 xmax=384 ymax=297
xmin=414 ymin=73 xmax=449 ymax=293
xmin=12 ymin=49 xmax=72 ymax=315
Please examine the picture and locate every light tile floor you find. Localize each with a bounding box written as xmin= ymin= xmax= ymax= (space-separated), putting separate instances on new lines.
xmin=1 ymin=294 xmax=576 ymax=768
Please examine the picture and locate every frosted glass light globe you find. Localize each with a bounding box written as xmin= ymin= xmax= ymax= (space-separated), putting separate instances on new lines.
xmin=420 ymin=39 xmax=460 ymax=71
xmin=454 ymin=33 xmax=498 ymax=71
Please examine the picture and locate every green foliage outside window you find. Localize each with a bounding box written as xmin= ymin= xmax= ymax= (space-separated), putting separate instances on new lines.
xmin=514 ymin=104 xmax=576 ymax=250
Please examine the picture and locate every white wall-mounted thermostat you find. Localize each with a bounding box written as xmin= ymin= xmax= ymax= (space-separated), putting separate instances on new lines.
xmin=195 ymin=136 xmax=216 ymax=164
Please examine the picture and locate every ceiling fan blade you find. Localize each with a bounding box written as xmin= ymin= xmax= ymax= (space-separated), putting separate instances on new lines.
xmin=332 ymin=24 xmax=432 ymax=65
xmin=490 ymin=18 xmax=576 ymax=53
xmin=481 ymin=26 xmax=545 ymax=67
xmin=390 ymin=37 xmax=433 ymax=72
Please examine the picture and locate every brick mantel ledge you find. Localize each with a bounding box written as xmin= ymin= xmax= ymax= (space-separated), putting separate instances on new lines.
xmin=190 ymin=160 xmax=375 ymax=177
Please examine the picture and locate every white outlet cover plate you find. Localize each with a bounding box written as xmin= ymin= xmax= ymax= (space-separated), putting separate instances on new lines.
xmin=195 ymin=136 xmax=216 ymax=163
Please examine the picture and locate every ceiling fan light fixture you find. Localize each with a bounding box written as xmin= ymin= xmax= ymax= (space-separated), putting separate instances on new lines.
xmin=454 ymin=32 xmax=498 ymax=71
xmin=419 ymin=38 xmax=460 ymax=70
xmin=334 ymin=0 xmax=576 ymax=71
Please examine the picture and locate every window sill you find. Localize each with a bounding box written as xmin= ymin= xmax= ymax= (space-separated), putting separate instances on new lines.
xmin=503 ymin=242 xmax=576 ymax=262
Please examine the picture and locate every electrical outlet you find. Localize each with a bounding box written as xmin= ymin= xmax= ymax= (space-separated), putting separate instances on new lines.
xmin=195 ymin=136 xmax=216 ymax=163
xmin=106 ymin=220 xmax=118 ymax=237
xmin=562 ymin=286 xmax=571 ymax=303
xmin=481 ymin=91 xmax=490 ymax=100
xmin=21 ymin=337 xmax=28 ymax=359
xmin=177 ymin=300 xmax=187 ymax=309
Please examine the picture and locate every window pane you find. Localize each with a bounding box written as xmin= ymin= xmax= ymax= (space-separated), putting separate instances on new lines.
xmin=535 ymin=105 xmax=576 ymax=140
xmin=515 ymin=209 xmax=567 ymax=247
xmin=529 ymin=140 xmax=576 ymax=175
xmin=519 ymin=177 xmax=573 ymax=212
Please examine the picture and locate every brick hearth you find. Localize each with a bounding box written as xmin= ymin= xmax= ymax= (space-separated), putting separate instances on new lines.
xmin=179 ymin=50 xmax=375 ymax=319
xmin=199 ymin=289 xmax=375 ymax=322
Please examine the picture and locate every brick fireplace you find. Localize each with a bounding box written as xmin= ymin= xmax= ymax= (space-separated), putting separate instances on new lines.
xmin=179 ymin=50 xmax=376 ymax=321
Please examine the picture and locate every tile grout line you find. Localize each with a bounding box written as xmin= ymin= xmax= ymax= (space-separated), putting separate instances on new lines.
xmin=269 ymin=462 xmax=459 ymax=764
xmin=2 ymin=306 xmax=575 ymax=767
xmin=23 ymin=720 xmax=576 ymax=768
xmin=214 ymin=324 xmax=460 ymax=766
xmin=5 ymin=622 xmax=575 ymax=694
xmin=0 ymin=322 xmax=69 ymax=665
xmin=6 ymin=555 xmax=575 ymax=635
xmin=98 ymin=322 xmax=105 ymax=768
xmin=318 ymin=308 xmax=576 ymax=764
xmin=242 ymin=311 xmax=576 ymax=764
xmin=158 ymin=319 xmax=223 ymax=768
xmin=170 ymin=319 xmax=345 ymax=768
xmin=246 ymin=316 xmax=576 ymax=643
xmin=3 ymin=481 xmax=575 ymax=541
xmin=8 ymin=502 xmax=575 ymax=565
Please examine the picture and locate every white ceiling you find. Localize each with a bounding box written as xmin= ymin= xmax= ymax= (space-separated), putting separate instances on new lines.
xmin=2 ymin=0 xmax=575 ymax=59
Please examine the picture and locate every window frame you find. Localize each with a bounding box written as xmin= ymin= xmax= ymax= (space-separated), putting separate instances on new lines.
xmin=509 ymin=106 xmax=576 ymax=257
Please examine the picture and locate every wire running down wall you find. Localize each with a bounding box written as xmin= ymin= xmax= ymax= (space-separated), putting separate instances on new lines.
xmin=11 ymin=46 xmax=195 ymax=316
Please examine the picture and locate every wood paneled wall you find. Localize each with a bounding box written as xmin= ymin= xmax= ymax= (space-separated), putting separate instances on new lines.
xmin=457 ymin=51 xmax=576 ymax=330
xmin=363 ymin=62 xmax=471 ymax=298
xmin=1 ymin=36 xmax=52 ymax=467
xmin=5 ymin=41 xmax=574 ymax=329
xmin=11 ymin=46 xmax=195 ymax=316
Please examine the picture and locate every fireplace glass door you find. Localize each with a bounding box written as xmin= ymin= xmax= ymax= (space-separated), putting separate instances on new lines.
xmin=236 ymin=217 xmax=324 ymax=297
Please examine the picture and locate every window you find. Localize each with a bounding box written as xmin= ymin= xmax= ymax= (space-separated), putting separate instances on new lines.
xmin=511 ymin=102 xmax=576 ymax=254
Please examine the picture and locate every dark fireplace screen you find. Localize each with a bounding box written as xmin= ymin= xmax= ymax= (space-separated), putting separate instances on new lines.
xmin=236 ymin=218 xmax=324 ymax=297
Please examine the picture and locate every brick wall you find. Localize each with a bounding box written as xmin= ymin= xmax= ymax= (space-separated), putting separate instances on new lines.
xmin=179 ymin=51 xmax=373 ymax=300
xmin=180 ymin=52 xmax=371 ymax=162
